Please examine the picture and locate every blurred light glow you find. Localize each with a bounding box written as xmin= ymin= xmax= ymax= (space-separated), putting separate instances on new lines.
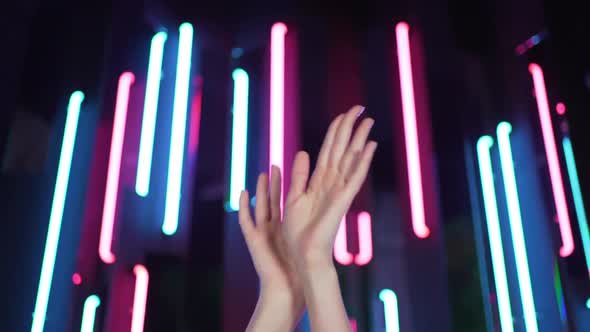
xmin=80 ymin=295 xmax=100 ymax=332
xmin=497 ymin=122 xmax=539 ymax=332
xmin=334 ymin=216 xmax=354 ymax=265
xmin=476 ymin=135 xmax=514 ymax=332
xmin=228 ymin=68 xmax=250 ymax=211
xmin=395 ymin=22 xmax=430 ymax=239
xmin=72 ymin=273 xmax=82 ymax=286
xmin=556 ymin=102 xmax=566 ymax=115
xmin=354 ymin=211 xmax=373 ymax=266
xmin=31 ymin=91 xmax=84 ymax=332
xmin=270 ymin=22 xmax=287 ymax=206
xmin=131 ymin=265 xmax=149 ymax=332
xmin=99 ymin=72 xmax=135 ymax=264
xmin=163 ymin=22 xmax=194 ymax=235
xmin=529 ymin=63 xmax=574 ymax=257
xmin=379 ymin=289 xmax=400 ymax=332
xmin=136 ymin=31 xmax=167 ymax=197
xmin=563 ymin=137 xmax=590 ymax=277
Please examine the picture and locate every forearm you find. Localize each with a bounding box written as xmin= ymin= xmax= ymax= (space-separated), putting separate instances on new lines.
xmin=299 ymin=262 xmax=350 ymax=332
xmin=246 ymin=286 xmax=304 ymax=332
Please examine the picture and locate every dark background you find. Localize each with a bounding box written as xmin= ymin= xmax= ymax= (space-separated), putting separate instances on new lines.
xmin=1 ymin=0 xmax=589 ymax=331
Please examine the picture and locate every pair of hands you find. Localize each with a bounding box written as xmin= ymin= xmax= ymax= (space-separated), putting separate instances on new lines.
xmin=238 ymin=105 xmax=377 ymax=331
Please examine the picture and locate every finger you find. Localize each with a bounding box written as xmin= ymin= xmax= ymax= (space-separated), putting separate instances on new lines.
xmin=308 ymin=114 xmax=343 ymax=191
xmin=286 ymin=151 xmax=310 ymax=203
xmin=238 ymin=190 xmax=256 ymax=239
xmin=270 ymin=165 xmax=282 ymax=221
xmin=345 ymin=141 xmax=378 ymax=195
xmin=329 ymin=105 xmax=365 ymax=168
xmin=315 ymin=114 xmax=344 ymax=169
xmin=254 ymin=173 xmax=270 ymax=224
xmin=339 ymin=117 xmax=374 ymax=177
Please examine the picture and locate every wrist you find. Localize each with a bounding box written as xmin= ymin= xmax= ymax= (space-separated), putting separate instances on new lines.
xmin=259 ymin=283 xmax=304 ymax=310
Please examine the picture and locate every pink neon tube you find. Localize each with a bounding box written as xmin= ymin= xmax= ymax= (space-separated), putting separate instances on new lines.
xmin=334 ymin=213 xmax=374 ymax=266
xmin=334 ymin=216 xmax=354 ymax=265
xmin=131 ymin=264 xmax=149 ymax=332
xmin=99 ymin=72 xmax=135 ymax=264
xmin=270 ymin=22 xmax=287 ymax=205
xmin=355 ymin=211 xmax=373 ymax=265
xmin=395 ymin=22 xmax=430 ymax=239
xmin=528 ymin=63 xmax=575 ymax=257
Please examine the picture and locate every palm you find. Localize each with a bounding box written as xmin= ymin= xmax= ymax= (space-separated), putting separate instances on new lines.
xmin=238 ymin=170 xmax=299 ymax=292
xmin=282 ymin=106 xmax=377 ymax=264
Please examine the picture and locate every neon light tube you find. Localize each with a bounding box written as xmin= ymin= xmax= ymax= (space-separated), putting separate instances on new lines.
xmin=80 ymin=295 xmax=100 ymax=332
xmin=349 ymin=318 xmax=357 ymax=332
xmin=379 ymin=289 xmax=400 ymax=332
xmin=354 ymin=211 xmax=373 ymax=266
xmin=476 ymin=135 xmax=514 ymax=332
xmin=334 ymin=216 xmax=354 ymax=265
xmin=395 ymin=22 xmax=430 ymax=239
xmin=270 ymin=22 xmax=287 ymax=205
xmin=563 ymin=137 xmax=590 ymax=276
xmin=497 ymin=122 xmax=539 ymax=332
xmin=99 ymin=72 xmax=135 ymax=264
xmin=131 ymin=265 xmax=149 ymax=332
xmin=228 ymin=68 xmax=250 ymax=211
xmin=528 ymin=63 xmax=574 ymax=257
xmin=136 ymin=31 xmax=168 ymax=197
xmin=163 ymin=22 xmax=194 ymax=235
xmin=553 ymin=260 xmax=567 ymax=322
xmin=31 ymin=91 xmax=84 ymax=332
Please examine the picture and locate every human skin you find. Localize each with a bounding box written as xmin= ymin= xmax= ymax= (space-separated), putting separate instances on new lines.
xmin=239 ymin=105 xmax=377 ymax=331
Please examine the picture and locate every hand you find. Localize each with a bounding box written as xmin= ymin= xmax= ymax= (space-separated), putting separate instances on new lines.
xmin=238 ymin=168 xmax=304 ymax=331
xmin=282 ymin=105 xmax=377 ymax=269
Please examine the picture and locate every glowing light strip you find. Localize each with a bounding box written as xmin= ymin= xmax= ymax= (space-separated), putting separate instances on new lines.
xmin=270 ymin=22 xmax=287 ymax=205
xmin=379 ymin=289 xmax=400 ymax=332
xmin=497 ymin=122 xmax=539 ymax=332
xmin=354 ymin=211 xmax=373 ymax=266
xmin=476 ymin=136 xmax=514 ymax=332
xmin=99 ymin=72 xmax=135 ymax=264
xmin=334 ymin=216 xmax=354 ymax=265
xmin=228 ymin=68 xmax=250 ymax=211
xmin=131 ymin=265 xmax=149 ymax=332
xmin=80 ymin=295 xmax=100 ymax=332
xmin=31 ymin=91 xmax=84 ymax=332
xmin=395 ymin=22 xmax=430 ymax=239
xmin=163 ymin=22 xmax=194 ymax=235
xmin=553 ymin=260 xmax=567 ymax=322
xmin=136 ymin=32 xmax=168 ymax=197
xmin=563 ymin=137 xmax=590 ymax=276
xmin=528 ymin=64 xmax=574 ymax=257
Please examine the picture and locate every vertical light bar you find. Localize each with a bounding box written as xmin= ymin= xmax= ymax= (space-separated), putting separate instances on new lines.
xmin=379 ymin=289 xmax=400 ymax=332
xmin=136 ymin=31 xmax=167 ymax=197
xmin=333 ymin=216 xmax=353 ymax=265
xmin=162 ymin=22 xmax=194 ymax=235
xmin=228 ymin=68 xmax=250 ymax=211
xmin=131 ymin=265 xmax=149 ymax=332
xmin=476 ymin=135 xmax=514 ymax=332
xmin=553 ymin=260 xmax=567 ymax=322
xmin=497 ymin=122 xmax=539 ymax=332
xmin=354 ymin=211 xmax=373 ymax=266
xmin=80 ymin=295 xmax=100 ymax=332
xmin=31 ymin=91 xmax=84 ymax=332
xmin=563 ymin=137 xmax=590 ymax=276
xmin=270 ymin=22 xmax=287 ymax=205
xmin=99 ymin=72 xmax=135 ymax=264
xmin=395 ymin=22 xmax=430 ymax=239
xmin=528 ymin=63 xmax=574 ymax=257
xmin=349 ymin=318 xmax=358 ymax=332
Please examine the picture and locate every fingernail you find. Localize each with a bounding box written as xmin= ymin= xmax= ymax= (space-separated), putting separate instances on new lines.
xmin=356 ymin=106 xmax=366 ymax=117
